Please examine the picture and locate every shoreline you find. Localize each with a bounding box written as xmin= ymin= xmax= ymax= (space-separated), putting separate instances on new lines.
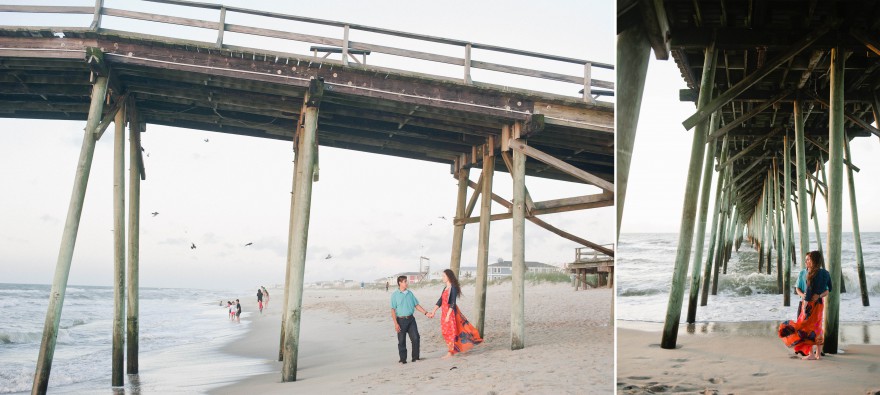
xmin=617 ymin=322 xmax=880 ymax=394
xmin=213 ymin=282 xmax=613 ymax=394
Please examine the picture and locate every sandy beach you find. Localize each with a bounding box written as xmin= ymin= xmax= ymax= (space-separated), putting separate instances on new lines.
xmin=212 ymin=282 xmax=612 ymax=394
xmin=617 ymin=322 xmax=880 ymax=394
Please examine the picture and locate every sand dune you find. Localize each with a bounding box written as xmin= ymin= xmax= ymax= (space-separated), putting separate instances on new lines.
xmin=213 ymin=282 xmax=612 ymax=394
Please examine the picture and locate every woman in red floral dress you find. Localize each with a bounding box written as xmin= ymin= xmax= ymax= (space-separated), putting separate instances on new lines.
xmin=428 ymin=269 xmax=483 ymax=358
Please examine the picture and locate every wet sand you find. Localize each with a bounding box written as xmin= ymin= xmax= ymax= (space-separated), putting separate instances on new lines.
xmin=617 ymin=321 xmax=880 ymax=394
xmin=212 ymin=282 xmax=613 ymax=394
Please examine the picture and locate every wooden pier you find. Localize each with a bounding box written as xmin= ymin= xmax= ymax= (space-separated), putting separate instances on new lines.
xmin=1 ymin=0 xmax=614 ymax=391
xmin=619 ymin=0 xmax=876 ymax=351
xmin=568 ymin=246 xmax=614 ymax=290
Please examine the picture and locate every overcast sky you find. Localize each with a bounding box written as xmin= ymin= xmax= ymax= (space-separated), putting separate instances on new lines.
xmin=620 ymin=55 xmax=880 ymax=235
xmin=0 ymin=0 xmax=614 ymax=289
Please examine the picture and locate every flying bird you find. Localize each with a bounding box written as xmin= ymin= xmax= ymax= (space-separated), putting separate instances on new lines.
xmin=325 ymin=254 xmax=333 ymax=259
xmin=245 ymin=242 xmax=253 ymax=247
xmin=151 ymin=212 xmax=159 ymax=217
xmin=204 ymin=138 xmax=210 ymax=142
xmin=438 ymin=216 xmax=447 ymax=220
xmin=427 ymin=223 xmax=433 ymax=226
xmin=190 ymin=243 xmax=197 ymax=250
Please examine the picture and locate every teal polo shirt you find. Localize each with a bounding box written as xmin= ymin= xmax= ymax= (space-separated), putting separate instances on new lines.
xmin=390 ymin=289 xmax=419 ymax=317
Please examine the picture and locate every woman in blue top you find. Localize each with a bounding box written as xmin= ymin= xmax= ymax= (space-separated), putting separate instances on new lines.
xmin=779 ymin=251 xmax=832 ymax=360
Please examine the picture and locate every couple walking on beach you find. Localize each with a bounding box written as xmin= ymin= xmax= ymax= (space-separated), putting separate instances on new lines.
xmin=256 ymin=286 xmax=269 ymax=313
xmin=389 ymin=269 xmax=483 ymax=364
xmin=778 ymin=250 xmax=833 ymax=360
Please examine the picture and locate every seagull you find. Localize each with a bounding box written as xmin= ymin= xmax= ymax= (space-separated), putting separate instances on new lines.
xmin=427 ymin=223 xmax=432 ymax=226
xmin=190 ymin=243 xmax=197 ymax=249
xmin=245 ymin=242 xmax=253 ymax=247
xmin=151 ymin=212 xmax=159 ymax=217
xmin=204 ymin=138 xmax=210 ymax=142
xmin=325 ymin=254 xmax=332 ymax=259
xmin=146 ymin=153 xmax=150 ymax=157
xmin=438 ymin=216 xmax=447 ymax=220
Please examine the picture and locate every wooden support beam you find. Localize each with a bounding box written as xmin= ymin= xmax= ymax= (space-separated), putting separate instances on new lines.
xmin=701 ymin=134 xmax=730 ymax=305
xmin=111 ymin=99 xmax=126 ymax=388
xmin=844 ymin=137 xmax=870 ymax=307
xmin=95 ymin=92 xmax=129 ymax=141
xmin=467 ymin=179 xmax=512 ymax=210
xmin=448 ymin=168 xmax=469 ymax=277
xmin=509 ymin=139 xmax=612 ymax=192
xmin=532 ymin=193 xmax=613 ymax=211
xmin=716 ymin=127 xmax=781 ymax=170
xmin=500 ymin=151 xmax=535 ymax=213
xmin=662 ymin=43 xmax=717 ymax=349
xmin=804 ymin=135 xmax=859 ymax=172
xmin=281 ymin=78 xmax=323 ymax=381
xmin=687 ymin=111 xmax=720 ymax=323
xmin=126 ymin=98 xmax=141 ymax=375
xmin=510 ymin=136 xmax=526 ymax=350
xmin=707 ymin=88 xmax=793 ymax=141
xmin=33 ymin=76 xmax=109 ymax=394
xmin=464 ymin=172 xmax=483 ymax=217
xmin=473 ymin=151 xmax=494 ymax=337
xmin=805 ymin=90 xmax=880 ymax=138
xmin=850 ymin=28 xmax=880 ymax=57
xmin=682 ymin=22 xmax=832 ymax=131
xmin=616 ymin=22 xmax=651 ymax=239
xmin=824 ymin=47 xmax=843 ymax=355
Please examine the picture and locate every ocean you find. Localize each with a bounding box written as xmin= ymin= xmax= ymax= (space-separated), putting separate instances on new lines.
xmin=617 ymin=232 xmax=880 ymax=344
xmin=0 ymin=284 xmax=270 ymax=394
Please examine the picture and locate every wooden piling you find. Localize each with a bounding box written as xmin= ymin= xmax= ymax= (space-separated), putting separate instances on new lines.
xmin=809 ymin=175 xmax=823 ymax=256
xmin=473 ymin=150 xmax=494 ymax=337
xmin=112 ymin=101 xmax=126 ymax=387
xmin=126 ymin=105 xmax=141 ymax=374
xmin=687 ymin=112 xmax=720 ymax=322
xmin=661 ymin=44 xmax=717 ymax=349
xmin=449 ymin=167 xmax=469 ymax=276
xmin=844 ymin=137 xmax=870 ymax=306
xmin=510 ymin=130 xmax=526 ymax=350
xmin=773 ymin=159 xmax=783 ymax=293
xmin=824 ymin=47 xmax=843 ymax=354
xmin=32 ymin=76 xmax=109 ymax=395
xmin=281 ymin=79 xmax=323 ymax=381
xmin=758 ymin=178 xmax=766 ymax=273
xmin=280 ymin=100 xmax=309 ymax=362
xmin=783 ymin=134 xmax=792 ymax=306
xmin=700 ymin=134 xmax=729 ymax=306
xmin=794 ymin=99 xmax=810 ymax=262
xmin=711 ymin=172 xmax=731 ymax=295
xmin=616 ymin=24 xmax=651 ymax=239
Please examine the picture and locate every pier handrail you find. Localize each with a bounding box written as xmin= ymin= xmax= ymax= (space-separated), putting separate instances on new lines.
xmin=0 ymin=0 xmax=614 ymax=101
xmin=576 ymin=245 xmax=614 ymax=262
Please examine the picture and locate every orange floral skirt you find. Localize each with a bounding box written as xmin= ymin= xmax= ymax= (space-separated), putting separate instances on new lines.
xmin=778 ymin=298 xmax=824 ymax=355
xmin=440 ymin=306 xmax=483 ymax=355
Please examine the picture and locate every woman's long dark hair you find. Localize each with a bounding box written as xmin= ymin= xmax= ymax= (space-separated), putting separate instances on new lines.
xmin=806 ymin=250 xmax=824 ymax=292
xmin=443 ymin=269 xmax=462 ymax=297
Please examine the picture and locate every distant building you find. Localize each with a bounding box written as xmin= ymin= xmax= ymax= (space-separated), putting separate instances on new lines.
xmin=394 ymin=272 xmax=425 ymax=284
xmin=488 ymin=261 xmax=559 ymax=280
xmin=459 ymin=266 xmax=478 ymax=279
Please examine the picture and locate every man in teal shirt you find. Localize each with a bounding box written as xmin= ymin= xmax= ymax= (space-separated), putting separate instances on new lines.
xmin=390 ymin=276 xmax=430 ymax=364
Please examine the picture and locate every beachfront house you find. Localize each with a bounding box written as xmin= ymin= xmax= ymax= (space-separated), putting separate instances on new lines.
xmin=394 ymin=271 xmax=425 ymax=284
xmin=459 ymin=266 xmax=478 ymax=279
xmin=488 ymin=260 xmax=560 ymax=280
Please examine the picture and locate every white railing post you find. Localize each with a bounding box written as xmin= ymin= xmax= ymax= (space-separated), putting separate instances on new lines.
xmin=583 ymin=62 xmax=592 ymax=102
xmin=464 ymin=43 xmax=472 ymax=84
xmin=216 ymin=6 xmax=226 ymax=48
xmin=89 ymin=0 xmax=104 ymax=31
xmin=342 ymin=24 xmax=350 ymax=66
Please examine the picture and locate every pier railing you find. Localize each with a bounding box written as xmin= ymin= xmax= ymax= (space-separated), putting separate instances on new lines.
xmin=0 ymin=0 xmax=614 ymax=101
xmin=576 ymin=245 xmax=614 ymax=262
